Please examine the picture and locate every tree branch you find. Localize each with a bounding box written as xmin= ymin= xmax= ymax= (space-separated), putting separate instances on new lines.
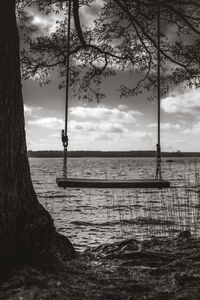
xmin=73 ymin=0 xmax=87 ymax=47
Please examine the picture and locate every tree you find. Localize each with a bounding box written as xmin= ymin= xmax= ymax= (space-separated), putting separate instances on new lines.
xmin=0 ymin=0 xmax=75 ymax=269
xmin=20 ymin=0 xmax=200 ymax=101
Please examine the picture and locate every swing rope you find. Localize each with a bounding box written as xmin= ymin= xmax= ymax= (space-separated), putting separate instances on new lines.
xmin=155 ymin=0 xmax=162 ymax=180
xmin=62 ymin=0 xmax=72 ymax=178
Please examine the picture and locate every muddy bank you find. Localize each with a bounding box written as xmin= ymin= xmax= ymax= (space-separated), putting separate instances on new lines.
xmin=1 ymin=236 xmax=200 ymax=299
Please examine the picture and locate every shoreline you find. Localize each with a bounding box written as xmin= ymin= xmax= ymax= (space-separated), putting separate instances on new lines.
xmin=28 ymin=150 xmax=200 ymax=158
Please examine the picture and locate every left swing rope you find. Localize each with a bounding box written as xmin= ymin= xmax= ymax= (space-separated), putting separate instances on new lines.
xmin=62 ymin=0 xmax=72 ymax=178
xmin=155 ymin=0 xmax=162 ymax=180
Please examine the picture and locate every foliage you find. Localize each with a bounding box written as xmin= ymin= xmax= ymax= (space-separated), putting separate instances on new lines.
xmin=19 ymin=0 xmax=200 ymax=101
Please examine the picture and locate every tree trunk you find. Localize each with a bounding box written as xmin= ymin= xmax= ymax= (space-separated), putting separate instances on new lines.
xmin=0 ymin=0 xmax=75 ymax=269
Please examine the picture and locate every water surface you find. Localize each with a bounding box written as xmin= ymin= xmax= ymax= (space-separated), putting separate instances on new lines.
xmin=30 ymin=157 xmax=200 ymax=250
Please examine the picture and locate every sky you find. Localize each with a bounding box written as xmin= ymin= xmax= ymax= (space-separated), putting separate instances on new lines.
xmin=22 ymin=3 xmax=200 ymax=152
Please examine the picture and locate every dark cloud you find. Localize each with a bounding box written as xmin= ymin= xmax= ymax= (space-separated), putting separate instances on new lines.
xmin=19 ymin=8 xmax=59 ymax=38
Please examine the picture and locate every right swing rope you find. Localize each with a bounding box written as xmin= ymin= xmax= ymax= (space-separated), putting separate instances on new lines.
xmin=156 ymin=0 xmax=162 ymax=180
xmin=62 ymin=0 xmax=72 ymax=179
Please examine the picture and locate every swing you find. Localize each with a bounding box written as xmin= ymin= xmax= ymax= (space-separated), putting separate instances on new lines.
xmin=56 ymin=0 xmax=170 ymax=189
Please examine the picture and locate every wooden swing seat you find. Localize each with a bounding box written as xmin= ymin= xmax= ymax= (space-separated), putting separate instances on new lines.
xmin=56 ymin=177 xmax=170 ymax=189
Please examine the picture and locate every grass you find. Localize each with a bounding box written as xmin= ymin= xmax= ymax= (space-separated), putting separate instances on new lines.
xmin=103 ymin=160 xmax=200 ymax=241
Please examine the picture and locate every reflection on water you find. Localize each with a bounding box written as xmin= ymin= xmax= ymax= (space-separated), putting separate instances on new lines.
xmin=29 ymin=157 xmax=200 ymax=251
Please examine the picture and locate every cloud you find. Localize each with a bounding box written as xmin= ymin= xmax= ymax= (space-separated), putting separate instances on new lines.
xmin=147 ymin=123 xmax=182 ymax=130
xmin=66 ymin=105 xmax=147 ymax=148
xmin=24 ymin=105 xmax=33 ymax=116
xmin=132 ymin=131 xmax=152 ymax=139
xmin=79 ymin=2 xmax=103 ymax=27
xmin=109 ymin=124 xmax=126 ymax=133
xmin=24 ymin=105 xmax=42 ymax=117
xmin=69 ymin=106 xmax=142 ymax=124
xmin=25 ymin=104 xmax=154 ymax=151
xmin=25 ymin=105 xmax=144 ymax=151
xmin=28 ymin=117 xmax=64 ymax=129
xmin=32 ymin=15 xmax=50 ymax=31
xmin=118 ymin=104 xmax=128 ymax=111
xmin=180 ymin=122 xmax=200 ymax=136
xmin=70 ymin=120 xmax=128 ymax=133
xmin=24 ymin=8 xmax=64 ymax=35
xmin=161 ymin=88 xmax=200 ymax=114
xmin=95 ymin=133 xmax=111 ymax=141
xmin=68 ymin=105 xmax=143 ymax=138
xmin=69 ymin=121 xmax=96 ymax=132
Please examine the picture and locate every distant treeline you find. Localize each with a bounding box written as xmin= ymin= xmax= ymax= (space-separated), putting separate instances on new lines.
xmin=28 ymin=150 xmax=200 ymax=158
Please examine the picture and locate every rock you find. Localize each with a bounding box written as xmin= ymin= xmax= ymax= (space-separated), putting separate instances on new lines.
xmin=178 ymin=230 xmax=191 ymax=238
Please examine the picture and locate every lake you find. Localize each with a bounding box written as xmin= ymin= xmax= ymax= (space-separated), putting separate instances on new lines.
xmin=29 ymin=157 xmax=200 ymax=251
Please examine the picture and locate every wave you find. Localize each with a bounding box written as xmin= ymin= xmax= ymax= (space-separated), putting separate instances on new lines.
xmin=70 ymin=217 xmax=175 ymax=227
xmin=39 ymin=194 xmax=78 ymax=199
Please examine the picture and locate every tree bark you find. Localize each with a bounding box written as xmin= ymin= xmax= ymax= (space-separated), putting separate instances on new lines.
xmin=0 ymin=0 xmax=75 ymax=269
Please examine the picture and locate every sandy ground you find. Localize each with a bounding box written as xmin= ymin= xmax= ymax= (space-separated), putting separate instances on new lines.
xmin=1 ymin=236 xmax=200 ymax=299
